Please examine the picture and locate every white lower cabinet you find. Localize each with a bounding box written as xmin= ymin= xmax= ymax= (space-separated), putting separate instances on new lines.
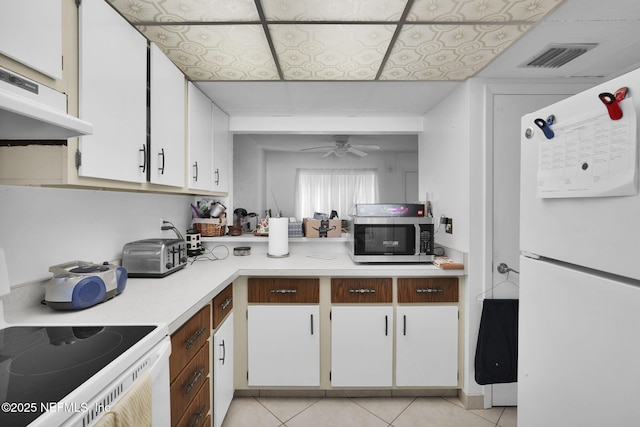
xmin=248 ymin=305 xmax=320 ymax=386
xmin=396 ymin=306 xmax=458 ymax=387
xmin=331 ymin=306 xmax=393 ymax=387
xmin=213 ymin=312 xmax=234 ymax=427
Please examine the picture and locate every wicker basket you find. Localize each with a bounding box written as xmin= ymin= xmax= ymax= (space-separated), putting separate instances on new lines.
xmin=193 ymin=218 xmax=227 ymax=237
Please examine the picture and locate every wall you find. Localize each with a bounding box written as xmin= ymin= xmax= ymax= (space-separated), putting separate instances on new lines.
xmin=0 ymin=185 xmax=193 ymax=286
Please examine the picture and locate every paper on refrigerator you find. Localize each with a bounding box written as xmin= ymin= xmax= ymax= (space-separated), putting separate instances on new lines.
xmin=536 ymin=98 xmax=638 ymax=198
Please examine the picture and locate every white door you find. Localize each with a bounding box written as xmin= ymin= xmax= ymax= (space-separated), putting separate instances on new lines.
xmin=211 ymin=104 xmax=229 ymax=192
xmin=396 ymin=306 xmax=458 ymax=387
xmin=331 ymin=306 xmax=393 ymax=387
xmin=248 ymin=305 xmax=319 ymax=386
xmin=213 ymin=313 xmax=234 ymax=427
xmin=491 ymin=93 xmax=568 ymax=405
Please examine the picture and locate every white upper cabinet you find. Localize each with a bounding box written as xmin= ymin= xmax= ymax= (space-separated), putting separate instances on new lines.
xmin=78 ymin=0 xmax=147 ymax=183
xmin=149 ymin=43 xmax=185 ymax=188
xmin=211 ymin=103 xmax=229 ymax=193
xmin=188 ymin=83 xmax=214 ymax=191
xmin=0 ymin=0 xmax=62 ymax=79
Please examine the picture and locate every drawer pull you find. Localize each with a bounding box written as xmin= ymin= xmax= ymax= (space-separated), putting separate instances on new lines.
xmin=270 ymin=288 xmax=297 ymax=294
xmin=385 ymin=315 xmax=388 ymax=336
xmin=188 ymin=405 xmax=206 ymax=427
xmin=416 ymin=288 xmax=443 ymax=293
xmin=185 ymin=326 xmax=207 ymax=350
xmin=184 ymin=366 xmax=205 ymax=395
xmin=220 ymin=296 xmax=233 ymax=310
xmin=349 ymin=288 xmax=376 ymax=294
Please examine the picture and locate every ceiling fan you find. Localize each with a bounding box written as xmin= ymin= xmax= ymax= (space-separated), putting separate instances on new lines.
xmin=300 ymin=136 xmax=380 ymax=158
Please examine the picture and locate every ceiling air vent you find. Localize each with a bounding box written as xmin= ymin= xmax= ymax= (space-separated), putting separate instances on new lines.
xmin=520 ymin=43 xmax=598 ymax=68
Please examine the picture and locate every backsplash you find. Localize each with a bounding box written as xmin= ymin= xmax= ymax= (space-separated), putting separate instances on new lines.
xmin=0 ymin=185 xmax=192 ymax=286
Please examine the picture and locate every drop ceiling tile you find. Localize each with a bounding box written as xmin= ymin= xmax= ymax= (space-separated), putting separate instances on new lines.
xmin=271 ymin=24 xmax=396 ymax=80
xmin=380 ymin=23 xmax=531 ymax=80
xmin=108 ymin=0 xmax=260 ymax=22
xmin=407 ymin=0 xmax=564 ymax=22
xmin=261 ymin=0 xmax=409 ymax=21
xmin=137 ymin=25 xmax=279 ymax=80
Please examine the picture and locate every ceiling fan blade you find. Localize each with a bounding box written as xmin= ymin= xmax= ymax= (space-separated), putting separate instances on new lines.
xmin=347 ymin=147 xmax=367 ymax=157
xmin=321 ymin=150 xmax=335 ymax=158
xmin=350 ymin=144 xmax=380 ymax=150
xmin=300 ymin=145 xmax=335 ymax=151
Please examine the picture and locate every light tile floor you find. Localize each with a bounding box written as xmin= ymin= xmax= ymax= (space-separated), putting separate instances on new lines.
xmin=221 ymin=396 xmax=516 ymax=427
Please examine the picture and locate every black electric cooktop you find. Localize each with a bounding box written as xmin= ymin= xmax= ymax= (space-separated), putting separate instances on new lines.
xmin=0 ymin=325 xmax=155 ymax=426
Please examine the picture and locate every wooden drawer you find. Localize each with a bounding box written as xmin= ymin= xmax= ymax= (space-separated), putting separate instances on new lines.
xmin=170 ymin=304 xmax=211 ymax=382
xmin=397 ymin=278 xmax=459 ymax=303
xmin=331 ymin=278 xmax=392 ymax=303
xmin=171 ymin=344 xmax=210 ymax=426
xmin=212 ymin=283 xmax=233 ymax=329
xmin=175 ymin=377 xmax=211 ymax=427
xmin=248 ymin=278 xmax=319 ymax=304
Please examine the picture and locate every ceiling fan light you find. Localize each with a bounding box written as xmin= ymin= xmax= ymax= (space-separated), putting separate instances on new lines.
xmin=334 ymin=148 xmax=346 ymax=157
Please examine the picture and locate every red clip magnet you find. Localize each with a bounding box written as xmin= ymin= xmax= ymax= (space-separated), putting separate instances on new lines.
xmin=599 ymin=92 xmax=623 ymax=120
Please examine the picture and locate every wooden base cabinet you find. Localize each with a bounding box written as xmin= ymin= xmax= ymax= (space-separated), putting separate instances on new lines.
xmin=396 ymin=277 xmax=459 ymax=387
xmin=330 ymin=278 xmax=393 ymax=387
xmin=170 ymin=304 xmax=211 ymax=427
xmin=247 ymin=278 xmax=320 ymax=387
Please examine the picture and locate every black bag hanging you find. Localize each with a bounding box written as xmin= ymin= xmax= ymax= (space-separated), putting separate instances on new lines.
xmin=474 ymin=299 xmax=519 ymax=385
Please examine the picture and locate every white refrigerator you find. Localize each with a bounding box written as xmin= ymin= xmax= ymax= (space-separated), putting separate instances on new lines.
xmin=519 ymin=67 xmax=640 ymax=427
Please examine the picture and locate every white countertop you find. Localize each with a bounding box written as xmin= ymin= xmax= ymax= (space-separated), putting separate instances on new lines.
xmin=3 ymin=247 xmax=464 ymax=334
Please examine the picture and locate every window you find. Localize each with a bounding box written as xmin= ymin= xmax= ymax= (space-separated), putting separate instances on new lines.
xmin=294 ymin=168 xmax=379 ymax=219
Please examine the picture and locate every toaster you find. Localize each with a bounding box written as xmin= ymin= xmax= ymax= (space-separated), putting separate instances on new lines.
xmin=122 ymin=238 xmax=187 ymax=278
xmin=44 ymin=261 xmax=127 ymax=310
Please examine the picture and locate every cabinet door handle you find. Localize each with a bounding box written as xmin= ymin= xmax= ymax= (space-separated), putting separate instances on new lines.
xmin=184 ymin=366 xmax=205 ymax=395
xmin=403 ymin=315 xmax=407 ymax=336
xmin=192 ymin=161 xmax=198 ymax=182
xmin=219 ymin=339 xmax=226 ymax=365
xmin=416 ymin=288 xmax=443 ymax=293
xmin=158 ymin=148 xmax=165 ymax=174
xmin=185 ymin=326 xmax=206 ymax=350
xmin=270 ymin=288 xmax=297 ymax=294
xmin=385 ymin=315 xmax=388 ymax=336
xmin=348 ymin=288 xmax=376 ymax=294
xmin=139 ymin=144 xmax=147 ymax=172
xmin=214 ymin=168 xmax=220 ymax=185
xmin=310 ymin=314 xmax=314 ymax=335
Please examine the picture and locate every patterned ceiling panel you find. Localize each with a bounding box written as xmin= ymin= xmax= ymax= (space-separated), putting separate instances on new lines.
xmin=108 ymin=0 xmax=260 ymax=22
xmin=381 ymin=23 xmax=530 ymax=80
xmin=270 ymin=24 xmax=396 ymax=80
xmin=261 ymin=0 xmax=409 ymax=21
xmin=137 ymin=25 xmax=279 ymax=80
xmin=407 ymin=0 xmax=563 ymax=22
xmin=106 ymin=0 xmax=566 ymax=81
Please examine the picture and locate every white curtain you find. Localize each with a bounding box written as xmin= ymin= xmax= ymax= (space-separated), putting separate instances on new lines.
xmin=294 ymin=168 xmax=379 ymax=219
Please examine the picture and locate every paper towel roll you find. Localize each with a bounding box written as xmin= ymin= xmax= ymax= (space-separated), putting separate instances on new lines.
xmin=268 ymin=217 xmax=289 ymax=257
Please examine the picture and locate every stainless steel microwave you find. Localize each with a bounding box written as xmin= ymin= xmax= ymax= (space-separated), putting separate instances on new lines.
xmin=348 ymin=216 xmax=434 ymax=263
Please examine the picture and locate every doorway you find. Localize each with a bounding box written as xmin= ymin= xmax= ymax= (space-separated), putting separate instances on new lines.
xmin=490 ymin=92 xmax=569 ymax=406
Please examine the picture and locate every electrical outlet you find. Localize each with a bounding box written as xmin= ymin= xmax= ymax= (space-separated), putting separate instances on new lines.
xmin=445 ymin=218 xmax=453 ymax=234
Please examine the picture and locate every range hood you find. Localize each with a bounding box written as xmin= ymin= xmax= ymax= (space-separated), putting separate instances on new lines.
xmin=0 ymin=68 xmax=93 ymax=140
